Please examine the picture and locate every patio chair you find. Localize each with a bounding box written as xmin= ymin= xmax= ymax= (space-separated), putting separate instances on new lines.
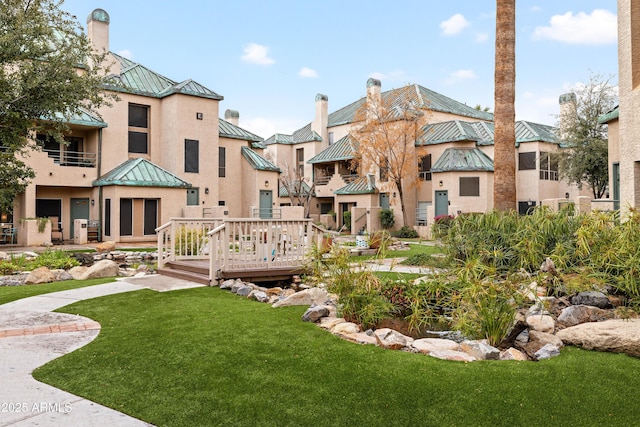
xmin=1 ymin=227 xmax=17 ymax=244
xmin=49 ymin=216 xmax=63 ymax=243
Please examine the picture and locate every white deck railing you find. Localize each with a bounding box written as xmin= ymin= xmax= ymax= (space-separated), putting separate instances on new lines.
xmin=157 ymin=218 xmax=325 ymax=281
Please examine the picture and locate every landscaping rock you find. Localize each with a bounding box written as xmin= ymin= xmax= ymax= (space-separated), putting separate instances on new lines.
xmin=0 ymin=251 xmax=8 ymax=261
xmin=319 ymin=317 xmax=346 ymax=330
xmin=374 ymin=329 xmax=410 ymax=350
xmin=265 ymin=287 xmax=283 ymax=297
xmin=528 ymin=330 xmax=564 ymax=350
xmin=53 ymin=269 xmax=73 ymax=282
xmin=78 ymin=259 xmax=119 ymax=280
xmin=412 ymin=338 xmax=460 ymax=354
xmin=219 ymin=279 xmax=235 ymax=290
xmin=68 ymin=266 xmax=88 ymax=280
xmin=24 ymin=267 xmax=55 ymax=285
xmin=556 ymin=319 xmax=640 ymax=357
xmin=534 ymin=343 xmax=561 ymax=360
xmin=343 ymin=332 xmax=378 ymax=345
xmin=525 ymin=314 xmax=555 ymax=333
xmin=571 ymin=291 xmax=613 ymax=309
xmin=460 ymin=340 xmax=500 ymax=360
xmin=331 ymin=322 xmax=360 ymax=335
xmin=271 ymin=287 xmax=329 ymax=308
xmin=302 ymin=305 xmax=330 ymax=323
xmin=249 ymin=290 xmax=269 ymax=303
xmin=557 ymin=304 xmax=615 ymax=328
xmin=500 ymin=347 xmax=528 ymax=361
xmin=95 ymin=241 xmax=116 ymax=253
xmin=428 ymin=349 xmax=476 ymax=362
xmin=234 ymin=285 xmax=252 ymax=297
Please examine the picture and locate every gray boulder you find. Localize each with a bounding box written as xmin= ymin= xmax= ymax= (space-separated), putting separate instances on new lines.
xmin=534 ymin=343 xmax=561 ymax=360
xmin=570 ymin=291 xmax=612 ymax=309
xmin=301 ymin=305 xmax=330 ymax=323
xmin=461 ymin=340 xmax=500 ymax=360
xmin=272 ymin=287 xmax=329 ymax=308
xmin=249 ymin=290 xmax=269 ymax=303
xmin=557 ymin=304 xmax=615 ymax=328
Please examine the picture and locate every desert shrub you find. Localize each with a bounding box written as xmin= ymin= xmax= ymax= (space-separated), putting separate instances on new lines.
xmin=391 ymin=226 xmax=418 ymax=239
xmin=431 ymin=214 xmax=454 ymax=239
xmin=0 ymin=260 xmax=18 ymax=275
xmin=380 ymin=209 xmax=395 ymax=229
xmin=26 ymin=250 xmax=80 ymax=270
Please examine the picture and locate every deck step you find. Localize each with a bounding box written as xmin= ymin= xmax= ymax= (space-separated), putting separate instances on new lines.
xmin=156 ymin=267 xmax=210 ymax=285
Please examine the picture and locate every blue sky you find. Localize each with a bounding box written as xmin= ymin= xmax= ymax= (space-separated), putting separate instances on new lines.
xmin=61 ymin=0 xmax=618 ymax=138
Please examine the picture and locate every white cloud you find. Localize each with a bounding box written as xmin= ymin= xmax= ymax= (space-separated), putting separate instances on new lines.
xmin=368 ymin=70 xmax=407 ymax=83
xmin=117 ymin=49 xmax=133 ymax=59
xmin=440 ymin=14 xmax=469 ymax=36
xmin=241 ymin=117 xmax=303 ymax=139
xmin=299 ymin=67 xmax=318 ymax=78
xmin=445 ymin=69 xmax=477 ymax=85
xmin=533 ymin=9 xmax=617 ymax=45
xmin=241 ymin=43 xmax=275 ymax=65
xmin=474 ymin=32 xmax=489 ymax=43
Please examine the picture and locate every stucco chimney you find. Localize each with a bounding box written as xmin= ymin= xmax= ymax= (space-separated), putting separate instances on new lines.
xmin=225 ymin=109 xmax=239 ymax=126
xmin=558 ymin=92 xmax=577 ymax=140
xmin=312 ymin=94 xmax=328 ymax=146
xmin=366 ymin=78 xmax=382 ymax=120
xmin=87 ymin=9 xmax=110 ymax=54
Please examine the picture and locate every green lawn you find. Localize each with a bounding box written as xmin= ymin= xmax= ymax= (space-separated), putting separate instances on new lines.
xmin=0 ymin=278 xmax=116 ymax=305
xmin=349 ymin=243 xmax=441 ymax=262
xmin=33 ymin=286 xmax=640 ymax=427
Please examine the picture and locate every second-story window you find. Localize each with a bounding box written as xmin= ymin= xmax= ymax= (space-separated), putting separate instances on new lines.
xmin=539 ymin=152 xmax=558 ymax=181
xmin=128 ymin=104 xmax=149 ymax=154
xmin=184 ymin=139 xmax=199 ymax=173
xmin=380 ymin=157 xmax=389 ymax=182
xmin=418 ymin=154 xmax=432 ymax=181
xmin=219 ymin=147 xmax=226 ymax=177
xmin=296 ymin=148 xmax=304 ymax=177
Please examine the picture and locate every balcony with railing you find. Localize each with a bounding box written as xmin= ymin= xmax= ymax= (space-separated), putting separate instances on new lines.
xmin=43 ymin=148 xmax=97 ymax=167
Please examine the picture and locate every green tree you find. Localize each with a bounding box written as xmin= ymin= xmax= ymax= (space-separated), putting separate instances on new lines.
xmin=0 ymin=0 xmax=115 ymax=213
xmin=555 ymin=73 xmax=616 ymax=199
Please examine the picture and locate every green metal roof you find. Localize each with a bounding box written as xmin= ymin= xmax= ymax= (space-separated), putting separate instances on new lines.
xmin=598 ymin=105 xmax=619 ymax=124
xmin=335 ymin=175 xmax=377 ymax=195
xmin=327 ymin=84 xmax=493 ymax=128
xmin=219 ymin=119 xmax=264 ymax=143
xmin=241 ymin=146 xmax=280 ymax=172
xmin=308 ymin=135 xmax=358 ymax=164
xmin=417 ymin=120 xmax=560 ymax=147
xmin=279 ymin=180 xmax=314 ymax=197
xmin=50 ymin=108 xmax=108 ymax=128
xmin=93 ymin=158 xmax=192 ymax=187
xmin=431 ymin=148 xmax=494 ymax=173
xmin=264 ymin=124 xmax=322 ymax=146
xmin=104 ymin=52 xmax=223 ymax=100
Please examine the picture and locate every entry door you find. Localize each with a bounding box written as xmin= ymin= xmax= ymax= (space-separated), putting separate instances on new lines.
xmin=435 ymin=191 xmax=449 ymax=217
xmin=144 ymin=199 xmax=158 ymax=235
xmin=70 ymin=198 xmax=90 ymax=237
xmin=613 ymin=162 xmax=620 ymax=211
xmin=380 ymin=193 xmax=390 ymax=210
xmin=259 ymin=190 xmax=272 ymax=219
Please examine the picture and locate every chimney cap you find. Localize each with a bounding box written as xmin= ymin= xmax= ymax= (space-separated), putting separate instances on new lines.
xmin=367 ymin=78 xmax=381 ymax=88
xmin=559 ymin=92 xmax=577 ymax=104
xmin=224 ymin=109 xmax=239 ymax=119
xmin=88 ymin=9 xmax=110 ymax=24
xmin=315 ymin=93 xmax=328 ymax=102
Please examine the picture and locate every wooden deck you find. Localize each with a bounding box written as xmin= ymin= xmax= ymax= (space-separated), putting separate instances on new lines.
xmin=155 ymin=218 xmax=322 ymax=284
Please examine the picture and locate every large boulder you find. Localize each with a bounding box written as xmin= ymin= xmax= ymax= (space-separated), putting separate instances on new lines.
xmin=374 ymin=328 xmax=411 ymax=350
xmin=556 ymin=319 xmax=640 ymax=357
xmin=412 ymin=338 xmax=460 ymax=354
xmin=557 ymin=304 xmax=615 ymax=328
xmin=272 ymin=287 xmax=329 ymax=308
xmin=526 ymin=314 xmax=555 ymax=333
xmin=460 ymin=340 xmax=500 ymax=360
xmin=428 ymin=349 xmax=476 ymax=362
xmin=24 ymin=267 xmax=56 ymax=284
xmin=500 ymin=347 xmax=528 ymax=361
xmin=78 ymin=259 xmax=119 ymax=280
xmin=95 ymin=241 xmax=116 ymax=253
xmin=302 ymin=305 xmax=330 ymax=323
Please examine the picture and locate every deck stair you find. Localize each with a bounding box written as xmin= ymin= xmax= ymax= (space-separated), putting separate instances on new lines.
xmin=156 ymin=261 xmax=210 ymax=285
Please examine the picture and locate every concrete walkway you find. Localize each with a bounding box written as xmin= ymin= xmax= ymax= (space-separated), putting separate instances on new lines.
xmin=0 ymin=276 xmax=204 ymax=427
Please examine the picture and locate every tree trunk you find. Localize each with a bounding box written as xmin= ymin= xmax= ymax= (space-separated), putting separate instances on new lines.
xmin=493 ymin=0 xmax=517 ymax=211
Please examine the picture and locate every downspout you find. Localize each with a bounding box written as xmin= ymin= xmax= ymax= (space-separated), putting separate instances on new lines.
xmin=97 ymin=128 xmax=103 ymax=241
